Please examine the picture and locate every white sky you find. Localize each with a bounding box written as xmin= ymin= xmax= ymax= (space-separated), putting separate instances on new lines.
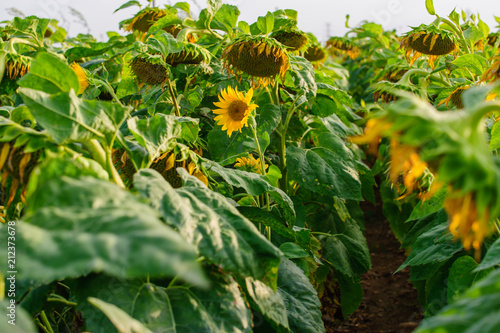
xmin=0 ymin=0 xmax=498 ymax=41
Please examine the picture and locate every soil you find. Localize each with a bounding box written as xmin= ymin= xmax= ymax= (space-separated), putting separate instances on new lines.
xmin=321 ymin=199 xmax=424 ymax=333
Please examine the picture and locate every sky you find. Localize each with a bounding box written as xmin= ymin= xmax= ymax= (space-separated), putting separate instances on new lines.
xmin=0 ymin=0 xmax=498 ymax=42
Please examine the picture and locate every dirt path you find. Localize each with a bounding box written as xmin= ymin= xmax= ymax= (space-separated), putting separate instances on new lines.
xmin=321 ymin=200 xmax=423 ymax=332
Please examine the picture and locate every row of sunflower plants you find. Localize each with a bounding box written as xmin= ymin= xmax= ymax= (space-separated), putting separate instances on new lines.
xmin=340 ymin=0 xmax=500 ymax=331
xmin=0 ymin=0 xmax=375 ymax=332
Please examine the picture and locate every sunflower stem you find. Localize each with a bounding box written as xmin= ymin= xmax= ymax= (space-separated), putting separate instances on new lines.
xmin=93 ymin=79 xmax=124 ymax=107
xmin=438 ymin=17 xmax=472 ymax=54
xmin=40 ymin=311 xmax=55 ymax=333
xmin=167 ymin=77 xmax=181 ymax=117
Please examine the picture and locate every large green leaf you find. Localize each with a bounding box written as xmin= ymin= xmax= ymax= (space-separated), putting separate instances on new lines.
xmin=18 ymin=88 xmax=130 ymax=143
xmin=447 ymin=256 xmax=493 ymax=302
xmin=243 ymin=277 xmax=289 ymax=332
xmin=126 ymin=114 xmax=189 ymax=165
xmin=203 ymin=159 xmax=296 ymax=226
xmin=397 ymin=223 xmax=463 ymax=273
xmin=134 ymin=169 xmax=281 ymax=287
xmin=17 ymin=52 xmax=79 ymax=94
xmin=415 ymin=269 xmax=500 ymax=333
xmin=87 ymin=297 xmax=154 ymax=333
xmin=337 ymin=272 xmax=363 ymax=318
xmin=287 ymin=143 xmax=362 ymax=200
xmin=0 ymin=174 xmax=206 ymax=286
xmin=65 ymin=37 xmax=129 ymax=63
xmin=212 ymin=4 xmax=240 ymax=33
xmin=0 ymin=300 xmax=37 ymax=333
xmin=321 ymin=217 xmax=371 ymax=278
xmin=277 ymin=258 xmax=325 ymax=333
xmin=476 ymin=236 xmax=500 ymax=271
xmin=74 ymin=273 xmax=251 ymax=333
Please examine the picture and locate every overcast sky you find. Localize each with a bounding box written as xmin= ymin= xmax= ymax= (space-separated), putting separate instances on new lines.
xmin=1 ymin=0 xmax=498 ymax=41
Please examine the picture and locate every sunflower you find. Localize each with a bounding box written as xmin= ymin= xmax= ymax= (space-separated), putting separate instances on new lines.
xmin=70 ymin=63 xmax=90 ymax=94
xmin=481 ymin=56 xmax=500 ymax=83
xmin=165 ymin=43 xmax=211 ymax=67
xmin=222 ymin=35 xmax=289 ymax=88
xmin=234 ymin=155 xmax=268 ymax=174
xmin=163 ymin=24 xmax=196 ymax=43
xmin=400 ymin=24 xmax=458 ymax=69
xmin=212 ymin=86 xmax=258 ymax=138
xmin=130 ymin=56 xmax=168 ymax=86
xmin=121 ymin=7 xmax=166 ymax=34
xmin=304 ymin=45 xmax=327 ymax=63
xmin=270 ymin=29 xmax=309 ymax=52
xmin=4 ymin=53 xmax=30 ymax=79
xmin=326 ymin=37 xmax=360 ymax=60
xmin=437 ymin=85 xmax=469 ymax=109
xmin=444 ymin=190 xmax=491 ymax=261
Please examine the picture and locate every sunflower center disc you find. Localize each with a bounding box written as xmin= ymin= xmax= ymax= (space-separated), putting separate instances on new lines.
xmin=228 ymin=100 xmax=248 ymax=121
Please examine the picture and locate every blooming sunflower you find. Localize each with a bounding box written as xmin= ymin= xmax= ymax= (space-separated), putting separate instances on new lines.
xmin=70 ymin=63 xmax=90 ymax=94
xmin=400 ymin=24 xmax=458 ymax=69
xmin=234 ymin=155 xmax=268 ymax=174
xmin=326 ymin=37 xmax=360 ymax=60
xmin=222 ymin=35 xmax=289 ymax=88
xmin=212 ymin=86 xmax=258 ymax=138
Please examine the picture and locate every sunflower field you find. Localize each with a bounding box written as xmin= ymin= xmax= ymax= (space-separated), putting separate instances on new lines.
xmin=1 ymin=0 xmax=500 ymax=332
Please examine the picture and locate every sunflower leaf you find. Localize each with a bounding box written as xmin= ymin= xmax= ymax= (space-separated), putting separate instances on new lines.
xmin=113 ymin=0 xmax=141 ymax=13
xmin=425 ymin=0 xmax=436 ymax=16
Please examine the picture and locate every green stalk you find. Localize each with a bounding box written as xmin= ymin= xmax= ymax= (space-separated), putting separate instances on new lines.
xmin=40 ymin=311 xmax=55 ymax=333
xmin=167 ymin=77 xmax=181 ymax=117
xmin=93 ymin=79 xmax=124 ymax=107
xmin=438 ymin=17 xmax=472 ymax=54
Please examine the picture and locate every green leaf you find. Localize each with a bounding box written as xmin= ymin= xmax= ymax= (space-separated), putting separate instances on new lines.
xmin=407 ymin=187 xmax=447 ymax=221
xmin=113 ymin=0 xmax=141 ymax=13
xmin=447 ymin=256 xmax=493 ymax=302
xmin=65 ymin=38 xmax=129 ymax=63
xmin=127 ymin=114 xmax=185 ymax=166
xmin=279 ymin=242 xmax=309 ymax=259
xmin=17 ymin=52 xmax=79 ymax=94
xmin=277 ymin=258 xmax=325 ymax=333
xmin=88 ymin=297 xmax=154 ymax=333
xmin=0 ymin=173 xmax=206 ymax=286
xmin=18 ymin=88 xmax=130 ymax=143
xmin=0 ymin=299 xmax=37 ymax=333
xmin=489 ymin=120 xmax=500 ymax=150
xmin=478 ymin=16 xmax=490 ymax=38
xmin=397 ymin=223 xmax=463 ymax=273
xmin=203 ymin=159 xmax=296 ymax=226
xmin=213 ymin=4 xmax=240 ymax=34
xmin=238 ymin=21 xmax=250 ymax=34
xmin=476 ymin=237 xmax=500 ymax=271
xmin=10 ymin=105 xmax=35 ymax=127
xmin=337 ymin=272 xmax=363 ymax=318
xmin=452 ymin=54 xmax=488 ymax=76
xmin=243 ymin=277 xmax=289 ymax=332
xmin=238 ymin=206 xmax=295 ymax=239
xmin=321 ymin=217 xmax=371 ymax=278
xmin=463 ymin=26 xmax=486 ymax=47
xmin=449 ymin=9 xmax=460 ymax=25
xmin=425 ymin=0 xmax=436 ymax=15
xmin=286 ymin=55 xmax=317 ymax=100
xmin=414 ymin=269 xmax=500 ymax=333
xmin=134 ymin=169 xmax=281 ymax=286
xmin=287 ymin=143 xmax=362 ymax=200
xmin=173 ymin=2 xmax=191 ymax=16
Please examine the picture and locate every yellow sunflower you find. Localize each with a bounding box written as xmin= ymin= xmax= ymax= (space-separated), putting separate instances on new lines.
xmin=70 ymin=63 xmax=90 ymax=94
xmin=234 ymin=155 xmax=268 ymax=174
xmin=212 ymin=86 xmax=258 ymax=137
xmin=400 ymin=24 xmax=458 ymax=69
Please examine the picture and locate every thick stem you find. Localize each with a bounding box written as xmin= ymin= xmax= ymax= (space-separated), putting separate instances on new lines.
xmin=167 ymin=78 xmax=181 ymax=117
xmin=438 ymin=17 xmax=472 ymax=54
xmin=40 ymin=311 xmax=55 ymax=333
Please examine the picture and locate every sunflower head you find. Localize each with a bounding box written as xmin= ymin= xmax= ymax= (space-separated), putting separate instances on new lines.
xmin=304 ymin=45 xmax=327 ymax=63
xmin=400 ymin=24 xmax=458 ymax=69
xmin=130 ymin=55 xmax=169 ymax=86
xmin=234 ymin=155 xmax=268 ymax=174
xmin=70 ymin=63 xmax=90 ymax=94
xmin=212 ymin=86 xmax=258 ymax=137
xmin=487 ymin=32 xmax=499 ymax=47
xmin=165 ymin=43 xmax=211 ymax=67
xmin=4 ymin=53 xmax=31 ymax=80
xmin=481 ymin=56 xmax=500 ymax=83
xmin=163 ymin=24 xmax=196 ymax=43
xmin=326 ymin=37 xmax=360 ymax=60
xmin=222 ymin=35 xmax=289 ymax=88
xmin=122 ymin=7 xmax=167 ymax=33
xmin=437 ymin=85 xmax=469 ymax=109
xmin=270 ymin=29 xmax=309 ymax=52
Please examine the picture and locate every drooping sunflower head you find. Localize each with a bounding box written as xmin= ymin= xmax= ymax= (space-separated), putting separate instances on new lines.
xmin=481 ymin=56 xmax=500 ymax=83
xmin=437 ymin=85 xmax=469 ymax=109
xmin=165 ymin=43 xmax=211 ymax=67
xmin=400 ymin=24 xmax=458 ymax=69
xmin=234 ymin=155 xmax=268 ymax=174
xmin=212 ymin=86 xmax=258 ymax=138
xmin=130 ymin=55 xmax=169 ymax=86
xmin=163 ymin=24 xmax=196 ymax=43
xmin=4 ymin=53 xmax=31 ymax=80
xmin=222 ymin=35 xmax=290 ymax=88
xmin=70 ymin=62 xmax=90 ymax=94
xmin=270 ymin=29 xmax=309 ymax=52
xmin=304 ymin=45 xmax=327 ymax=63
xmin=121 ymin=7 xmax=167 ymax=33
xmin=326 ymin=37 xmax=360 ymax=60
